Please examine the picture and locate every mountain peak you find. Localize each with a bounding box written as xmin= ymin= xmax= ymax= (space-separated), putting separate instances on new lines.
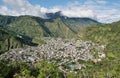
xmin=46 ymin=11 xmax=63 ymax=19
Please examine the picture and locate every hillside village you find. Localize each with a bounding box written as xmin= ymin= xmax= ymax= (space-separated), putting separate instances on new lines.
xmin=0 ymin=38 xmax=106 ymax=73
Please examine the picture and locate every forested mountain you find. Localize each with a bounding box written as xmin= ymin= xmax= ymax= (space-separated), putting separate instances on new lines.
xmin=0 ymin=12 xmax=99 ymax=38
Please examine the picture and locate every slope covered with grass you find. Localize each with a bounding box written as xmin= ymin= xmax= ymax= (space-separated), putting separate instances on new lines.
xmin=0 ymin=28 xmax=38 ymax=53
xmin=77 ymin=21 xmax=120 ymax=77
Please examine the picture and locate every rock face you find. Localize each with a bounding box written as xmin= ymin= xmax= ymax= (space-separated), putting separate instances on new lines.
xmin=0 ymin=38 xmax=106 ymax=72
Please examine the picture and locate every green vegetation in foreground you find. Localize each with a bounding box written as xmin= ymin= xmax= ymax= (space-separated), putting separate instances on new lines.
xmin=0 ymin=60 xmax=120 ymax=78
xmin=0 ymin=61 xmax=64 ymax=78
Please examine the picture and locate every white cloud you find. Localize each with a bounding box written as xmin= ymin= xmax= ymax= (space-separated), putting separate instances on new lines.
xmin=0 ymin=0 xmax=48 ymax=18
xmin=3 ymin=0 xmax=30 ymax=8
xmin=61 ymin=7 xmax=95 ymax=19
xmin=48 ymin=0 xmax=120 ymax=23
xmin=0 ymin=0 xmax=120 ymax=23
xmin=96 ymin=0 xmax=107 ymax=4
xmin=96 ymin=9 xmax=120 ymax=23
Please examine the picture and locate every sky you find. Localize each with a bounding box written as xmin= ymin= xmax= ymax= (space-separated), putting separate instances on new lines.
xmin=0 ymin=0 xmax=120 ymax=23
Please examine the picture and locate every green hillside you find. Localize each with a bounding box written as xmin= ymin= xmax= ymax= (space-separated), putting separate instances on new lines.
xmin=78 ymin=21 xmax=120 ymax=57
xmin=0 ymin=28 xmax=38 ymax=53
xmin=62 ymin=17 xmax=99 ymax=33
xmin=77 ymin=21 xmax=120 ymax=77
xmin=46 ymin=12 xmax=99 ymax=33
xmin=0 ymin=28 xmax=23 ymax=53
xmin=0 ymin=14 xmax=99 ymax=39
xmin=0 ymin=15 xmax=16 ymax=27
xmin=44 ymin=18 xmax=75 ymax=38
xmin=7 ymin=16 xmax=46 ymax=38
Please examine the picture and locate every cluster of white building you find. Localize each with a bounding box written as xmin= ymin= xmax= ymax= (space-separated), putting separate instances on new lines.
xmin=0 ymin=38 xmax=106 ymax=72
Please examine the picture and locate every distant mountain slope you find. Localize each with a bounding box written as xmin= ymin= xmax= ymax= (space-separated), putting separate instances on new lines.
xmin=0 ymin=12 xmax=99 ymax=39
xmin=62 ymin=17 xmax=99 ymax=33
xmin=0 ymin=15 xmax=16 ymax=27
xmin=7 ymin=16 xmax=46 ymax=37
xmin=46 ymin=11 xmax=99 ymax=33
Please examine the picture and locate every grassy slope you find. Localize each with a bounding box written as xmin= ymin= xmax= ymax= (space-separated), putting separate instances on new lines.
xmin=77 ymin=21 xmax=120 ymax=77
xmin=7 ymin=16 xmax=45 ymax=38
xmin=0 ymin=28 xmax=39 ymax=53
xmin=45 ymin=18 xmax=76 ymax=38
xmin=78 ymin=21 xmax=120 ymax=57
xmin=62 ymin=17 xmax=99 ymax=33
xmin=0 ymin=28 xmax=24 ymax=53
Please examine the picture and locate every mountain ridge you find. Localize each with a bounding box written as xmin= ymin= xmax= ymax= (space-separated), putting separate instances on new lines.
xmin=0 ymin=12 xmax=99 ymax=38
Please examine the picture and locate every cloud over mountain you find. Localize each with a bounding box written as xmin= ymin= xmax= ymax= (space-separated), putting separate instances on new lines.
xmin=0 ymin=0 xmax=120 ymax=23
xmin=1 ymin=0 xmax=47 ymax=18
